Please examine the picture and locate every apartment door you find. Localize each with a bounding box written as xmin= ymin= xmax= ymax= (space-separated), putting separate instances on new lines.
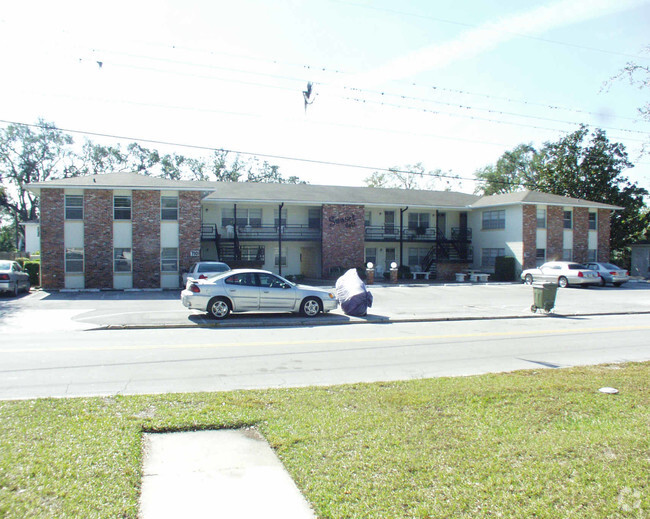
xmin=384 ymin=211 xmax=395 ymax=235
xmin=300 ymin=247 xmax=320 ymax=278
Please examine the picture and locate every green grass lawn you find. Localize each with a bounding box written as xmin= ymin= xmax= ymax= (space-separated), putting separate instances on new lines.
xmin=1 ymin=362 xmax=648 ymax=518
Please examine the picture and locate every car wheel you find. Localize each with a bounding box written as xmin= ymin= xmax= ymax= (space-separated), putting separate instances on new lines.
xmin=558 ymin=276 xmax=569 ymax=288
xmin=207 ymin=297 xmax=231 ymax=319
xmin=613 ymin=282 xmax=623 ymax=287
xmin=524 ymin=274 xmax=533 ymax=285
xmin=300 ymin=297 xmax=322 ymax=317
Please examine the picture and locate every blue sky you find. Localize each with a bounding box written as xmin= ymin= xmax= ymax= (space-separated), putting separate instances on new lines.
xmin=1 ymin=0 xmax=649 ymax=193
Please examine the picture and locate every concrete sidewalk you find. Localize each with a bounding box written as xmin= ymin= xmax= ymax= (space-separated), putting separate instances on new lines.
xmin=140 ymin=429 xmax=315 ymax=519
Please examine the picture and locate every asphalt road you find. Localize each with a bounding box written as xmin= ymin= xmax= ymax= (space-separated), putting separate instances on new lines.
xmin=1 ymin=282 xmax=649 ymax=400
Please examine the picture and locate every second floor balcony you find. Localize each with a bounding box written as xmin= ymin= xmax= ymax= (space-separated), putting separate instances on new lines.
xmin=364 ymin=226 xmax=472 ymax=243
xmin=201 ymin=224 xmax=321 ymax=242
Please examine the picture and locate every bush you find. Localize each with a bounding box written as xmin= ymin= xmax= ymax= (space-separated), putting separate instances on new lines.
xmin=22 ymin=261 xmax=41 ymax=286
xmin=398 ymin=265 xmax=411 ymax=279
xmin=494 ymin=256 xmax=516 ymax=281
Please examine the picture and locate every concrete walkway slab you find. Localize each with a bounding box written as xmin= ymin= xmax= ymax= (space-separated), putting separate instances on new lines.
xmin=139 ymin=429 xmax=315 ymax=519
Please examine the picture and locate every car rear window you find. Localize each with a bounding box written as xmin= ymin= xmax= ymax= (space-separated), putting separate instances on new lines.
xmin=601 ymin=263 xmax=619 ymax=270
xmin=198 ymin=263 xmax=227 ymax=273
xmin=568 ymin=264 xmax=586 ymax=270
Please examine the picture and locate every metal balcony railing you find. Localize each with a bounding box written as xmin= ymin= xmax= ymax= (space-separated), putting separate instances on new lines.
xmin=201 ymin=224 xmax=321 ymax=241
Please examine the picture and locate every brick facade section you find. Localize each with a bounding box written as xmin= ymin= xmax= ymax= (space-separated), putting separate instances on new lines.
xmin=572 ymin=207 xmax=589 ymax=263
xmin=132 ymin=190 xmax=161 ymax=289
xmin=40 ymin=189 xmax=65 ymax=289
xmin=522 ymin=205 xmax=537 ymax=270
xmin=597 ymin=209 xmax=611 ymax=261
xmin=84 ymin=190 xmax=114 ymax=289
xmin=179 ymin=191 xmax=202 ymax=277
xmin=546 ymin=205 xmax=564 ymax=262
xmin=321 ymin=205 xmax=365 ymax=277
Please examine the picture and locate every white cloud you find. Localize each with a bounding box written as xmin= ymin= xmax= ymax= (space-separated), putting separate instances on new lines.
xmin=350 ymin=0 xmax=648 ymax=88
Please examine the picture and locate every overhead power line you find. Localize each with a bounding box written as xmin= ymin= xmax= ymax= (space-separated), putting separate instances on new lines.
xmin=0 ymin=118 xmax=480 ymax=184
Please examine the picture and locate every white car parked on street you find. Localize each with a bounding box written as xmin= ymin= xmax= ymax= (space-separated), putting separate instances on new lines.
xmin=521 ymin=261 xmax=601 ymax=288
xmin=181 ymin=269 xmax=338 ymax=319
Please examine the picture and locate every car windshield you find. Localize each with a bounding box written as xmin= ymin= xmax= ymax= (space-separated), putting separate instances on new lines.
xmin=0 ymin=261 xmax=12 ymax=270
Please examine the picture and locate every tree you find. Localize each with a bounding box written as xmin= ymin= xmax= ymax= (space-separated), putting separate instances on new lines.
xmin=365 ymin=163 xmax=445 ymax=190
xmin=608 ymin=46 xmax=650 ymax=153
xmin=474 ymin=144 xmax=537 ymax=195
xmin=0 ymin=120 xmax=75 ymax=223
xmin=475 ymin=126 xmax=649 ymax=253
xmin=533 ymin=126 xmax=648 ymax=252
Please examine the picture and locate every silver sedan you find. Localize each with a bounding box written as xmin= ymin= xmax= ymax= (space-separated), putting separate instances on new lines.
xmin=181 ymin=269 xmax=338 ymax=319
xmin=521 ymin=261 xmax=601 ymax=288
xmin=0 ymin=260 xmax=31 ymax=297
xmin=585 ymin=262 xmax=630 ymax=287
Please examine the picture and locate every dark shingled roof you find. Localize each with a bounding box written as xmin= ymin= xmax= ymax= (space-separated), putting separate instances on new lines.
xmin=27 ymin=172 xmax=621 ymax=210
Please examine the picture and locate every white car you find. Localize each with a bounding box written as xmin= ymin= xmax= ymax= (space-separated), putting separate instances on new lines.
xmin=0 ymin=260 xmax=31 ymax=297
xmin=181 ymin=269 xmax=338 ymax=319
xmin=521 ymin=261 xmax=600 ymax=288
xmin=182 ymin=261 xmax=231 ymax=285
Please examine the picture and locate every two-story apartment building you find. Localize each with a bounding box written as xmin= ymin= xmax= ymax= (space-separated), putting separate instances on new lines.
xmin=27 ymin=172 xmax=620 ymax=290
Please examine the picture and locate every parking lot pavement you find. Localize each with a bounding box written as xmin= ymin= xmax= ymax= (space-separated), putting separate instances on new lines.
xmin=1 ymin=281 xmax=649 ymax=331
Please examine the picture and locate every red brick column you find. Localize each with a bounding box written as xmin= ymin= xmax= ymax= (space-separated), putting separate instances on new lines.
xmin=179 ymin=191 xmax=202 ymax=276
xmin=546 ymin=206 xmax=564 ymax=262
xmin=40 ymin=189 xmax=65 ymax=289
xmin=84 ymin=190 xmax=114 ymax=289
xmin=522 ymin=205 xmax=537 ymax=270
xmin=321 ymin=205 xmax=365 ymax=277
xmin=573 ymin=207 xmax=589 ymax=263
xmin=597 ymin=209 xmax=611 ymax=261
xmin=132 ymin=190 xmax=161 ymax=289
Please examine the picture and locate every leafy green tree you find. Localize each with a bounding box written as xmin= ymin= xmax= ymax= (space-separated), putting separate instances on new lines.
xmin=474 ymin=144 xmax=537 ymax=195
xmin=475 ymin=126 xmax=649 ymax=253
xmin=0 ymin=120 xmax=75 ymax=223
xmin=533 ymin=126 xmax=648 ymax=252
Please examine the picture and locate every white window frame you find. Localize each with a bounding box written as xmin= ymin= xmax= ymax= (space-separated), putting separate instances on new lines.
xmin=161 ymin=196 xmax=179 ymax=221
xmin=161 ymin=247 xmax=179 ymax=272
xmin=65 ymin=195 xmax=83 ymax=220
xmin=65 ymin=248 xmax=84 ymax=273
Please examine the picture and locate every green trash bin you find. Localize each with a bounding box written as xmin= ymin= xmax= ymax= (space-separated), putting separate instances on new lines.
xmin=531 ymin=282 xmax=557 ymax=313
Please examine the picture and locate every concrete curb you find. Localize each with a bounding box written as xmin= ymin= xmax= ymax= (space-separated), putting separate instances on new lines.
xmin=93 ymin=309 xmax=650 ymax=331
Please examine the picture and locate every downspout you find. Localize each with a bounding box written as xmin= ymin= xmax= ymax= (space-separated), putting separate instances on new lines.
xmin=399 ymin=206 xmax=408 ymax=267
xmin=278 ymin=202 xmax=284 ymax=276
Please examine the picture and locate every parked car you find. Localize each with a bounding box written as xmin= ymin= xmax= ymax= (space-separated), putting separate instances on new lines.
xmin=181 ymin=269 xmax=338 ymax=319
xmin=0 ymin=260 xmax=31 ymax=297
xmin=182 ymin=261 xmax=231 ymax=285
xmin=521 ymin=261 xmax=600 ymax=288
xmin=585 ymin=262 xmax=630 ymax=287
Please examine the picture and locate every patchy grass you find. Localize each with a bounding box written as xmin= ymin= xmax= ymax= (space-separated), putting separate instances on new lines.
xmin=0 ymin=363 xmax=648 ymax=518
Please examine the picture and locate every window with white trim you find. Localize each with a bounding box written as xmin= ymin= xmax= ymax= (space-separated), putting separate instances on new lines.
xmin=114 ymin=248 xmax=132 ymax=272
xmin=588 ymin=212 xmax=597 ymax=230
xmin=161 ymin=197 xmax=178 ymax=221
xmin=563 ymin=210 xmax=572 ymax=229
xmin=536 ymin=248 xmax=546 ymax=267
xmin=114 ymin=196 xmax=132 ymax=220
xmin=481 ymin=248 xmax=505 ymax=268
xmin=536 ymin=208 xmax=546 ymax=229
xmin=65 ymin=248 xmax=84 ymax=273
xmin=161 ymin=247 xmax=178 ymax=272
xmin=482 ymin=210 xmax=505 ymax=230
xmin=65 ymin=195 xmax=83 ymax=220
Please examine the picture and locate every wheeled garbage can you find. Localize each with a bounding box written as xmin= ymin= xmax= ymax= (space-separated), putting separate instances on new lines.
xmin=531 ymin=282 xmax=557 ymax=313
